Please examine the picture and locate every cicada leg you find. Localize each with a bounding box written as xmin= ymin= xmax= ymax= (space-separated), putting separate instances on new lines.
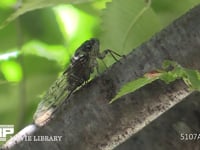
xmin=98 ymin=49 xmax=125 ymax=62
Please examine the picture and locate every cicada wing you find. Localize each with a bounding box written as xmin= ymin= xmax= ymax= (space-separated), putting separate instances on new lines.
xmin=33 ymin=74 xmax=70 ymax=126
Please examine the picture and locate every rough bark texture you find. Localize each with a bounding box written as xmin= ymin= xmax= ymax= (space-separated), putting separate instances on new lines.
xmin=2 ymin=4 xmax=200 ymax=150
xmin=116 ymin=92 xmax=200 ymax=150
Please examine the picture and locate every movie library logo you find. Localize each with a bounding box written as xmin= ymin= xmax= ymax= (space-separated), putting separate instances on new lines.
xmin=0 ymin=125 xmax=14 ymax=141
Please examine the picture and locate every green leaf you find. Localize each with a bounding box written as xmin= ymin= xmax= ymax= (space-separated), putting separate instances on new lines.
xmin=100 ymin=0 xmax=162 ymax=53
xmin=0 ymin=0 xmax=17 ymax=8
xmin=0 ymin=0 xmax=94 ymax=29
xmin=162 ymin=60 xmax=178 ymax=69
xmin=184 ymin=69 xmax=200 ymax=90
xmin=159 ymin=72 xmax=177 ymax=84
xmin=151 ymin=0 xmax=200 ymax=26
xmin=22 ymin=40 xmax=69 ymax=64
xmin=110 ymin=76 xmax=158 ymax=103
xmin=110 ymin=60 xmax=200 ymax=104
xmin=0 ymin=60 xmax=23 ymax=82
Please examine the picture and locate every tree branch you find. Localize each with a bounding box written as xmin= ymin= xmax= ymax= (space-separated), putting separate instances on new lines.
xmin=116 ymin=92 xmax=200 ymax=150
xmin=2 ymin=4 xmax=200 ymax=150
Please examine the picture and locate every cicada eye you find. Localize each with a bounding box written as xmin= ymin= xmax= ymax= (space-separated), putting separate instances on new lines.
xmin=82 ymin=38 xmax=99 ymax=52
xmin=85 ymin=44 xmax=91 ymax=49
xmin=75 ymin=52 xmax=80 ymax=56
xmin=74 ymin=38 xmax=100 ymax=55
xmin=83 ymin=42 xmax=92 ymax=52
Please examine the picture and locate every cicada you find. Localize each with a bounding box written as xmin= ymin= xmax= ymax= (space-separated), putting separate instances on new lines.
xmin=33 ymin=38 xmax=122 ymax=126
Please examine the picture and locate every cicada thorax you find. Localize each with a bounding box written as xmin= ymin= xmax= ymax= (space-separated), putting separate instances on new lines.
xmin=64 ymin=38 xmax=99 ymax=91
xmin=65 ymin=54 xmax=91 ymax=91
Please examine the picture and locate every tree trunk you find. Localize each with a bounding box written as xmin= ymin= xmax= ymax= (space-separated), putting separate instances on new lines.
xmin=2 ymin=4 xmax=200 ymax=150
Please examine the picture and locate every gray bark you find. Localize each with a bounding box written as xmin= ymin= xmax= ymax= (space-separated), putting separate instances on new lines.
xmin=116 ymin=92 xmax=200 ymax=150
xmin=2 ymin=3 xmax=200 ymax=150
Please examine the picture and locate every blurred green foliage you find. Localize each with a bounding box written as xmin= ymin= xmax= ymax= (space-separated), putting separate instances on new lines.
xmin=0 ymin=0 xmax=199 ymax=136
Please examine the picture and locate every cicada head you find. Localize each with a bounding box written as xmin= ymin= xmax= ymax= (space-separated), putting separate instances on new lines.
xmin=74 ymin=38 xmax=100 ymax=58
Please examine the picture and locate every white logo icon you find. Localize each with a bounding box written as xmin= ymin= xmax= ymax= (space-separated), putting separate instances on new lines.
xmin=0 ymin=125 xmax=14 ymax=141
